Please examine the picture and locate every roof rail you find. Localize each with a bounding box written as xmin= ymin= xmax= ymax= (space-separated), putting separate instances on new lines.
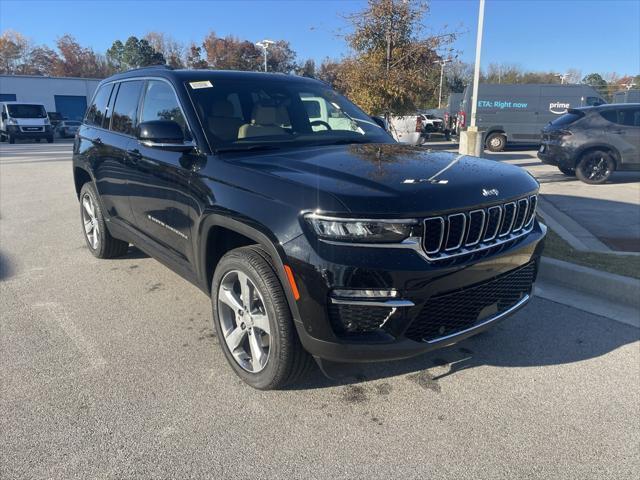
xmin=125 ymin=64 xmax=173 ymax=73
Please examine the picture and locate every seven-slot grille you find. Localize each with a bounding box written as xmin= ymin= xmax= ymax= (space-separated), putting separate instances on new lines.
xmin=423 ymin=195 xmax=537 ymax=260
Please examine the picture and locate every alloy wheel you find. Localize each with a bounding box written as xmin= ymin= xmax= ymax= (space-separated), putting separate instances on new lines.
xmin=81 ymin=193 xmax=100 ymax=249
xmin=585 ymin=156 xmax=610 ymax=181
xmin=217 ymin=270 xmax=271 ymax=373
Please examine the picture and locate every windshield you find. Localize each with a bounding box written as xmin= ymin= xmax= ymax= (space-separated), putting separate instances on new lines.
xmin=7 ymin=104 xmax=47 ymax=119
xmin=186 ymin=78 xmax=393 ymax=151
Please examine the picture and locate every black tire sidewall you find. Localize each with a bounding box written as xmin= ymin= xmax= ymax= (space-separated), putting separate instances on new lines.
xmin=211 ymin=248 xmax=294 ymax=390
xmin=486 ymin=133 xmax=506 ymax=152
xmin=576 ymin=151 xmax=614 ymax=184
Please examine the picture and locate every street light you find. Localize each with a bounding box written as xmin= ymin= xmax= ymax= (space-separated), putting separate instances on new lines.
xmin=434 ymin=59 xmax=450 ymax=109
xmin=255 ymin=39 xmax=275 ymax=72
xmin=459 ymin=0 xmax=485 ymax=156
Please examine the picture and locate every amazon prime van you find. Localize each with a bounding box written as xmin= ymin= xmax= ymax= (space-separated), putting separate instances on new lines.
xmin=458 ymin=84 xmax=606 ymax=151
xmin=0 ymin=102 xmax=54 ymax=144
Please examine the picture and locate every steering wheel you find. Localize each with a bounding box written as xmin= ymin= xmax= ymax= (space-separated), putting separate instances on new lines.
xmin=310 ymin=120 xmax=332 ymax=131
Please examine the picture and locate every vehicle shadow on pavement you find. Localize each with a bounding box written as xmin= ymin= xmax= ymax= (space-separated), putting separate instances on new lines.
xmin=290 ymin=299 xmax=640 ymax=390
xmin=0 ymin=251 xmax=16 ymax=281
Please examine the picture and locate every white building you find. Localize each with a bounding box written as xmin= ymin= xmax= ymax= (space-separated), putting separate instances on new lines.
xmin=0 ymin=75 xmax=101 ymax=121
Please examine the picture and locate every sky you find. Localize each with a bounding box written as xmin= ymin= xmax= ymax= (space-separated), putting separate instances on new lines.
xmin=1 ymin=0 xmax=639 ymax=76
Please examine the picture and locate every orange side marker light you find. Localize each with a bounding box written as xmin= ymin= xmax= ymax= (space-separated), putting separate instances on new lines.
xmin=283 ymin=265 xmax=300 ymax=300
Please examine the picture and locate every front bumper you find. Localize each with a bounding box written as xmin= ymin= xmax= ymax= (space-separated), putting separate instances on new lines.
xmin=6 ymin=125 xmax=52 ymax=139
xmin=284 ymin=221 xmax=546 ymax=363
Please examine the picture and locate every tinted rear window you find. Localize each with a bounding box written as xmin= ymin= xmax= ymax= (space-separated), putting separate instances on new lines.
xmin=85 ymin=84 xmax=113 ymax=127
xmin=600 ymin=108 xmax=640 ymax=127
xmin=7 ymin=104 xmax=46 ymax=118
xmin=110 ymin=81 xmax=143 ymax=135
xmin=550 ymin=111 xmax=584 ymax=127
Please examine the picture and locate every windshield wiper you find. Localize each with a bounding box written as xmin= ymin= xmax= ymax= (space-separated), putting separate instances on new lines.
xmin=214 ymin=144 xmax=282 ymax=154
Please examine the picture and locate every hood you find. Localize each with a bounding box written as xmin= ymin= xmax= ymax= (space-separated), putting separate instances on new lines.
xmin=229 ymin=144 xmax=539 ymax=216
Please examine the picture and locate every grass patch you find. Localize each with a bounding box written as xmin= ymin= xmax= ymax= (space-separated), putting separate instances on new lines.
xmin=543 ymin=228 xmax=640 ymax=280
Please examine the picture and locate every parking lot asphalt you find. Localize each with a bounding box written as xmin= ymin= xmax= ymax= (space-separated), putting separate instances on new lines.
xmin=1 ymin=141 xmax=639 ymax=479
xmin=427 ymin=140 xmax=640 ymax=252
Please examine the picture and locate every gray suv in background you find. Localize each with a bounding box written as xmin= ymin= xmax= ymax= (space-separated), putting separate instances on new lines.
xmin=538 ymin=104 xmax=640 ymax=184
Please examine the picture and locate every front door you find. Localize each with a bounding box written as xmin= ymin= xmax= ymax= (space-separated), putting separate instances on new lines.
xmin=126 ymin=80 xmax=198 ymax=265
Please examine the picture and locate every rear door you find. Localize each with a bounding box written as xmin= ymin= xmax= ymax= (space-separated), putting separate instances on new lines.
xmin=600 ymin=107 xmax=640 ymax=166
xmin=126 ymin=79 xmax=198 ymax=264
xmin=89 ymin=80 xmax=144 ymax=226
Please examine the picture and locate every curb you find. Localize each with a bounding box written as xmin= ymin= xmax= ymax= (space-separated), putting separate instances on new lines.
xmin=537 ymin=257 xmax=640 ymax=327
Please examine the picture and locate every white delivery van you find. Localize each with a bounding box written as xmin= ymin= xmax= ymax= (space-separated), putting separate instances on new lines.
xmin=0 ymin=102 xmax=54 ymax=144
xmin=388 ymin=114 xmax=443 ymax=145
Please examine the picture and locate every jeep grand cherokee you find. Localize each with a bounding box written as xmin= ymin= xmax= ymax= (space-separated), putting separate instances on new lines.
xmin=73 ymin=66 xmax=546 ymax=389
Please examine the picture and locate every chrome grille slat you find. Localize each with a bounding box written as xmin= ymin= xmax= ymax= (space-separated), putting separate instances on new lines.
xmin=422 ymin=195 xmax=538 ymax=262
xmin=444 ymin=213 xmax=467 ymax=251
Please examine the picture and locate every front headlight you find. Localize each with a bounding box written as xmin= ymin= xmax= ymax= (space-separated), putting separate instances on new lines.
xmin=305 ymin=214 xmax=417 ymax=243
xmin=7 ymin=118 xmax=17 ymax=125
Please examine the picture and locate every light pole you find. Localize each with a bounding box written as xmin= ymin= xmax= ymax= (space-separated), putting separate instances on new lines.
xmin=556 ymin=73 xmax=569 ymax=84
xmin=459 ymin=0 xmax=485 ymax=156
xmin=434 ymin=59 xmax=450 ymax=109
xmin=255 ymin=40 xmax=275 ymax=72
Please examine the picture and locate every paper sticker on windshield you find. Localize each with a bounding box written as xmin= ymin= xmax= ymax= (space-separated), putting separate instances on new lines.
xmin=189 ymin=80 xmax=213 ymax=89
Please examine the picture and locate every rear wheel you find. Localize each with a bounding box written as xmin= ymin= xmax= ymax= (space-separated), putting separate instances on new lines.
xmin=79 ymin=182 xmax=129 ymax=258
xmin=8 ymin=135 xmax=15 ymax=144
xmin=576 ymin=150 xmax=615 ymax=184
xmin=212 ymin=246 xmax=313 ymax=389
xmin=558 ymin=166 xmax=576 ymax=176
xmin=486 ymin=132 xmax=506 ymax=152
xmin=47 ymin=135 xmax=54 ymax=143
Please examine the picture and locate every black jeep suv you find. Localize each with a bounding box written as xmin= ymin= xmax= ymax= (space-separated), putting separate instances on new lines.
xmin=73 ymin=67 xmax=545 ymax=389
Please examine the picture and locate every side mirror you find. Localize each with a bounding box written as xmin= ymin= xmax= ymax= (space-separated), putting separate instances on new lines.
xmin=138 ymin=120 xmax=193 ymax=151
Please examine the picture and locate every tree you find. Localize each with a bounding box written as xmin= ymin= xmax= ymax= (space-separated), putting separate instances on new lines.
xmin=582 ymin=72 xmax=608 ymax=97
xmin=202 ymin=32 xmax=261 ymax=71
xmin=20 ymin=46 xmax=60 ymax=75
xmin=107 ymin=36 xmax=165 ymax=71
xmin=266 ymin=40 xmax=297 ymax=73
xmin=0 ymin=30 xmax=30 ymax=74
xmin=296 ymin=59 xmax=316 ymax=78
xmin=317 ymin=58 xmax=343 ymax=89
xmin=335 ymin=0 xmax=457 ymax=116
xmin=185 ymin=43 xmax=208 ymax=69
xmin=144 ymin=32 xmax=184 ymax=68
xmin=55 ymin=34 xmax=111 ymax=77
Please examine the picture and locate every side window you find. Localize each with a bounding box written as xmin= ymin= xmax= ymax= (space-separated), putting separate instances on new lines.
xmin=85 ymin=84 xmax=113 ymax=127
xmin=110 ymin=80 xmax=143 ymax=135
xmin=618 ymin=108 xmax=640 ymax=127
xmin=140 ymin=80 xmax=190 ymax=138
xmin=599 ymin=109 xmax=618 ymax=124
xmin=586 ymin=96 xmax=604 ymax=106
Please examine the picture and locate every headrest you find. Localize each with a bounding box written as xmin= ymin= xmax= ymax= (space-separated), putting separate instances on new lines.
xmin=210 ymin=99 xmax=234 ymax=118
xmin=252 ymin=105 xmax=278 ymax=125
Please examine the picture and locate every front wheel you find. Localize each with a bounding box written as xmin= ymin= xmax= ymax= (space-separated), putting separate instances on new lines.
xmin=211 ymin=246 xmax=313 ymax=389
xmin=47 ymin=136 xmax=54 ymax=143
xmin=8 ymin=135 xmax=15 ymax=144
xmin=576 ymin=150 xmax=615 ymax=184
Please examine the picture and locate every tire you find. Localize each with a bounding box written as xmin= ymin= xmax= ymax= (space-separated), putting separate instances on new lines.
xmin=35 ymin=138 xmax=41 ymax=143
xmin=211 ymin=245 xmax=314 ymax=389
xmin=486 ymin=132 xmax=506 ymax=152
xmin=558 ymin=166 xmax=576 ymax=176
xmin=575 ymin=150 xmax=615 ymax=184
xmin=47 ymin=136 xmax=54 ymax=144
xmin=9 ymin=135 xmax=15 ymax=144
xmin=0 ymin=133 xmax=4 ymax=142
xmin=79 ymin=182 xmax=129 ymax=258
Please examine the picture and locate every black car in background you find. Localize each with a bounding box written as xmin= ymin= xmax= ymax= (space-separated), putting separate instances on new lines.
xmin=538 ymin=104 xmax=640 ymax=184
xmin=73 ymin=66 xmax=545 ymax=389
